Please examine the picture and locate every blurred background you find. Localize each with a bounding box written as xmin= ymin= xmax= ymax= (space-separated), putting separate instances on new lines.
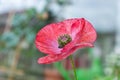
xmin=0 ymin=0 xmax=120 ymax=80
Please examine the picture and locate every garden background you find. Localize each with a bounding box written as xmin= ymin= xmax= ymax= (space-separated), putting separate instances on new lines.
xmin=0 ymin=0 xmax=120 ymax=80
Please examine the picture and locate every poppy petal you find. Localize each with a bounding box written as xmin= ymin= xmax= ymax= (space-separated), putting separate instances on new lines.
xmin=60 ymin=18 xmax=90 ymax=53
xmin=38 ymin=47 xmax=76 ymax=64
xmin=35 ymin=23 xmax=65 ymax=55
xmin=38 ymin=43 xmax=88 ymax=64
xmin=61 ymin=18 xmax=85 ymax=40
xmin=76 ymin=18 xmax=97 ymax=44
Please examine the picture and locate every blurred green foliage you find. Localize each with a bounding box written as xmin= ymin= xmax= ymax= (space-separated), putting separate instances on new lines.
xmin=54 ymin=48 xmax=103 ymax=80
xmin=0 ymin=7 xmax=57 ymax=78
xmin=54 ymin=49 xmax=120 ymax=80
xmin=0 ymin=8 xmax=56 ymax=55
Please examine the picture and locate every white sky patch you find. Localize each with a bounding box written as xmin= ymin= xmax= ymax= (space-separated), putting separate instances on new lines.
xmin=0 ymin=0 xmax=47 ymax=13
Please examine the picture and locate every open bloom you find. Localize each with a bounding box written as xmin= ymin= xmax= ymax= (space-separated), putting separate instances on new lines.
xmin=35 ymin=18 xmax=97 ymax=64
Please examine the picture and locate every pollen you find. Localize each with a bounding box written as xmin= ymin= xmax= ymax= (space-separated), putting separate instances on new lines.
xmin=58 ymin=34 xmax=72 ymax=48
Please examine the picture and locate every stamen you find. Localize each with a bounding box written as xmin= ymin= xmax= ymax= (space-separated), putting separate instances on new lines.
xmin=58 ymin=34 xmax=72 ymax=48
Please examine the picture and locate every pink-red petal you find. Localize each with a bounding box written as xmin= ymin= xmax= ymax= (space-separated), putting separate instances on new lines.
xmin=37 ymin=42 xmax=93 ymax=64
xmin=60 ymin=18 xmax=96 ymax=54
xmin=76 ymin=19 xmax=97 ymax=44
xmin=37 ymin=46 xmax=76 ymax=64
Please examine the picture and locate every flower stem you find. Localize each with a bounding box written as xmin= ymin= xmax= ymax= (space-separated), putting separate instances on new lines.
xmin=70 ymin=55 xmax=78 ymax=80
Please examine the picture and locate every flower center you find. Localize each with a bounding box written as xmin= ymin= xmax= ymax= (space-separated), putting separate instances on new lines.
xmin=58 ymin=34 xmax=72 ymax=48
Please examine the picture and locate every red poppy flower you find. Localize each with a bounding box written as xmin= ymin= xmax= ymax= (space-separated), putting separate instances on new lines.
xmin=35 ymin=18 xmax=97 ymax=64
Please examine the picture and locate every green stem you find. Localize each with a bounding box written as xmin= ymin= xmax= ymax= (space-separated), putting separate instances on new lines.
xmin=70 ymin=55 xmax=78 ymax=80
